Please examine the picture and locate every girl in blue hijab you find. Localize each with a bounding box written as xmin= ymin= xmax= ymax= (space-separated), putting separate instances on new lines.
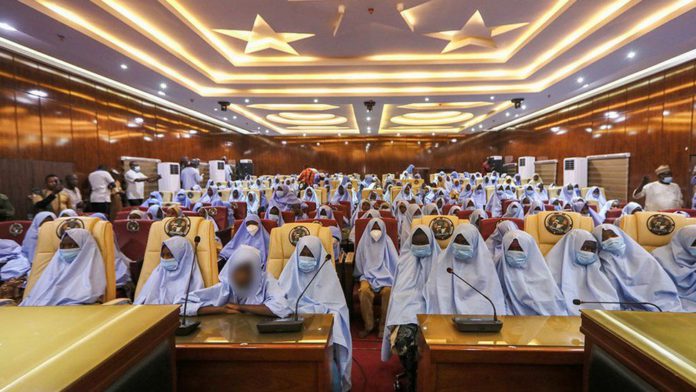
xmin=134 ymin=236 xmax=204 ymax=305
xmin=502 ymin=202 xmax=524 ymax=219
xmin=58 ymin=209 xmax=78 ymax=218
xmin=0 ymin=239 xmax=30 ymax=281
xmin=422 ymin=203 xmax=440 ymax=216
xmin=536 ymin=183 xmax=549 ymax=201
xmin=472 ymin=184 xmax=487 ymax=209
xmin=330 ymin=184 xmax=351 ymax=204
xmin=21 ymin=211 xmax=56 ymax=266
xmin=496 ymin=230 xmax=567 ymax=315
xmin=486 ymin=185 xmax=507 ymax=218
xmin=197 ymin=185 xmax=220 ymax=205
xmin=572 ymin=200 xmax=603 ymax=226
xmin=147 ymin=205 xmax=164 ymax=221
xmin=21 ymin=229 xmax=106 ymax=306
xmin=279 ymin=236 xmax=351 ymax=392
xmin=424 ymin=224 xmax=505 ymax=316
xmin=652 ymin=225 xmax=696 ymax=311
xmin=179 ymin=245 xmax=291 ymax=317
xmin=228 ymin=188 xmax=246 ymax=203
xmin=245 ymin=191 xmax=260 ymax=215
xmin=140 ymin=191 xmax=163 ymax=207
xmin=485 ymin=220 xmax=519 ymax=262
xmin=399 ymin=204 xmax=422 ymax=249
xmin=545 ymin=229 xmax=620 ymax=315
xmin=302 ymin=187 xmax=320 ymax=204
xmin=316 ymin=204 xmax=336 ymax=220
xmin=220 ymin=214 xmax=270 ymax=270
xmin=469 ymin=209 xmax=488 ymax=228
xmin=522 ymin=184 xmax=544 ymax=205
xmin=559 ymin=184 xmax=575 ymax=204
xmin=175 ymin=190 xmax=192 ymax=209
xmin=592 ymin=224 xmax=682 ymax=312
xmin=355 ymin=218 xmax=399 ymax=337
xmin=264 ymin=202 xmax=285 ymax=226
xmin=526 ymin=200 xmax=545 ymax=216
xmin=271 ymin=184 xmax=300 ymax=211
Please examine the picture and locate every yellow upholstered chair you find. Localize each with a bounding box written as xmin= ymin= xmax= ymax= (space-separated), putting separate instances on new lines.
xmin=161 ymin=191 xmax=173 ymax=203
xmin=619 ymin=211 xmax=696 ymax=252
xmin=24 ymin=217 xmax=116 ymax=302
xmin=135 ymin=216 xmax=219 ymax=298
xmin=264 ymin=188 xmax=274 ymax=202
xmin=267 ymin=222 xmax=334 ymax=279
xmin=390 ymin=186 xmax=402 ymax=202
xmin=485 ymin=186 xmax=495 ymax=202
xmin=547 ymin=186 xmax=562 ymax=199
xmin=475 ymin=178 xmax=483 ymax=186
xmin=218 ymin=189 xmax=231 ymax=202
xmin=185 ymin=190 xmax=202 ymax=204
xmin=362 ymin=188 xmax=384 ymax=200
xmin=411 ymin=215 xmax=467 ymax=249
xmin=524 ymin=211 xmax=594 ymax=255
xmin=351 ymin=179 xmax=360 ymax=191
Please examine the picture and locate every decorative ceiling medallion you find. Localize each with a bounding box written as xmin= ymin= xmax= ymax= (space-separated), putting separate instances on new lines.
xmin=391 ymin=111 xmax=473 ymax=125
xmin=214 ymin=15 xmax=314 ymax=55
xmin=399 ymin=101 xmax=493 ymax=110
xmin=267 ymin=113 xmax=347 ymax=126
xmin=425 ymin=10 xmax=528 ymax=53
xmin=278 ymin=112 xmax=337 ymax=121
xmin=247 ymin=104 xmax=339 ymax=111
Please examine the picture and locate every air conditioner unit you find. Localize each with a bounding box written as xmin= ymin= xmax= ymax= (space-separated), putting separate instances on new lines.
xmin=563 ymin=157 xmax=588 ymax=187
xmin=208 ymin=160 xmax=226 ymax=184
xmin=518 ymin=156 xmax=536 ymax=180
xmin=157 ymin=162 xmax=180 ymax=193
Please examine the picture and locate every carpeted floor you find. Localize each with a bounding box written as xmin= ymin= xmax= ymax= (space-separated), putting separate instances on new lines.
xmin=350 ymin=321 xmax=403 ymax=392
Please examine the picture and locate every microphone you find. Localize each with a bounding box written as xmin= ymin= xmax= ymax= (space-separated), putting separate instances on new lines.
xmin=257 ymin=254 xmax=332 ymax=334
xmin=447 ymin=267 xmax=503 ymax=333
xmin=572 ymin=299 xmax=663 ymax=312
xmin=176 ymin=235 xmax=202 ymax=336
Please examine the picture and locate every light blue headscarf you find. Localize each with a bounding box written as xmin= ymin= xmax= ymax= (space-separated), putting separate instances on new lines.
xmin=58 ymin=209 xmax=78 ymax=218
xmin=228 ymin=188 xmax=246 ymax=202
xmin=472 ymin=185 xmax=487 ymax=209
xmin=496 ymin=230 xmax=567 ymax=315
xmin=585 ymin=186 xmax=607 ymax=207
xmin=264 ymin=201 xmax=285 ymax=226
xmin=593 ymin=224 xmax=682 ymax=312
xmin=219 ymin=214 xmax=270 ymax=269
xmin=485 ymin=220 xmax=519 ymax=262
xmin=21 ymin=211 xmax=56 ymax=265
xmin=522 ymin=184 xmax=544 ymax=205
xmin=382 ymin=225 xmax=440 ymax=361
xmin=652 ymin=225 xmax=696 ymax=312
xmin=271 ymin=184 xmax=300 ymax=211
xmin=302 ymin=187 xmax=320 ymax=204
xmin=545 ymin=229 xmax=620 ymax=315
xmin=0 ymin=239 xmax=30 ymax=281
xmin=526 ymin=200 xmax=546 ymax=216
xmin=91 ymin=213 xmax=131 ymax=287
xmin=179 ymin=245 xmax=291 ymax=317
xmin=469 ymin=209 xmax=488 ymax=228
xmin=424 ymin=224 xmax=506 ymax=315
xmin=398 ymin=204 xmax=422 ymax=249
xmin=197 ymin=185 xmax=220 ymax=205
xmin=279 ymin=237 xmax=351 ymax=392
xmin=244 ymin=191 xmax=260 ymax=215
xmin=502 ymin=201 xmax=524 ymax=219
xmin=355 ymin=218 xmax=398 ymax=289
xmin=486 ymin=186 xmax=507 ymax=218
xmin=559 ymin=185 xmax=575 ymax=204
xmin=572 ymin=200 xmax=602 ymax=226
xmin=20 ymin=229 xmax=106 ymax=306
xmin=423 ymin=203 xmax=440 ymax=216
xmin=175 ymin=190 xmax=192 ymax=209
xmin=330 ymin=184 xmax=351 ymax=204
xmin=134 ymin=236 xmax=204 ymax=304
xmin=140 ymin=191 xmax=164 ymax=207
xmin=316 ymin=204 xmax=336 ymax=220
xmin=147 ymin=205 xmax=164 ymax=222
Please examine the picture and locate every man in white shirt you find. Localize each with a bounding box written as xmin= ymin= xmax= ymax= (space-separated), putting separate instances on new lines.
xmin=633 ymin=164 xmax=683 ymax=211
xmin=88 ymin=164 xmax=116 ymax=214
xmin=124 ymin=161 xmax=159 ymax=206
xmin=181 ymin=159 xmax=203 ymax=190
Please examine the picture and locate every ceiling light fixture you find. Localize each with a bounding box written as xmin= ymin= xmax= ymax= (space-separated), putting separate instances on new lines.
xmin=244 ymin=98 xmax=250 ymax=103
xmin=28 ymin=89 xmax=48 ymax=98
xmin=0 ymin=22 xmax=17 ymax=32
xmin=313 ymin=98 xmax=318 ymax=103
xmin=424 ymin=97 xmax=430 ymax=101
xmin=120 ymin=63 xmax=128 ymax=70
xmin=157 ymin=90 xmax=165 ymax=96
xmin=576 ymin=76 xmax=584 ymax=83
xmin=627 ymin=50 xmax=636 ymax=59
xmin=159 ymin=82 xmax=167 ymax=89
xmin=489 ymin=96 xmax=495 ymax=100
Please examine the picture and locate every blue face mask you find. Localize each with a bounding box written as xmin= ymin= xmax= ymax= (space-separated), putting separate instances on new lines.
xmin=576 ymin=250 xmax=598 ymax=266
xmin=688 ymin=246 xmax=696 ymax=257
xmin=161 ymin=257 xmax=178 ymax=271
xmin=298 ymin=256 xmax=317 ymax=273
xmin=59 ymin=248 xmax=80 ymax=263
xmin=505 ymin=250 xmax=527 ymax=267
xmin=411 ymin=244 xmax=432 ymax=258
xmin=602 ymin=237 xmax=625 ymax=255
xmin=526 ymin=190 xmax=535 ymax=196
xmin=452 ymin=243 xmax=474 ymax=260
xmin=661 ymin=176 xmax=673 ymax=184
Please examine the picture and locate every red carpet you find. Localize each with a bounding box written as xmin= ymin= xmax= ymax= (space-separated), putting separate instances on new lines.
xmin=350 ymin=320 xmax=403 ymax=392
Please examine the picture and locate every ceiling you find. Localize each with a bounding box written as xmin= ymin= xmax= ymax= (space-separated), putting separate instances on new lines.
xmin=1 ymin=0 xmax=696 ymax=137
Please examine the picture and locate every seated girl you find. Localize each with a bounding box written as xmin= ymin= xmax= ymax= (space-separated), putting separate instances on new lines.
xmin=652 ymin=225 xmax=696 ymax=311
xmin=219 ymin=214 xmax=270 ymax=270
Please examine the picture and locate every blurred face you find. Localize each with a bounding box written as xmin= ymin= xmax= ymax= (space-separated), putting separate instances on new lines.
xmin=300 ymin=246 xmax=313 ymax=257
xmin=40 ymin=215 xmax=54 ymax=226
xmin=207 ymin=188 xmax=214 ymax=196
xmin=601 ymin=229 xmax=619 ymax=241
xmin=46 ymin=176 xmax=60 ymax=190
xmin=581 ymin=240 xmax=597 ymax=253
xmin=60 ymin=235 xmax=79 ymax=250
xmin=507 ymin=239 xmax=523 ymax=251
xmin=233 ymin=263 xmax=253 ymax=289
xmin=66 ymin=174 xmax=78 ymax=187
xmin=453 ymin=234 xmax=469 ymax=245
xmin=398 ymin=204 xmax=407 ymax=214
xmin=411 ymin=230 xmax=429 ymax=246
xmin=160 ymin=244 xmax=174 ymax=259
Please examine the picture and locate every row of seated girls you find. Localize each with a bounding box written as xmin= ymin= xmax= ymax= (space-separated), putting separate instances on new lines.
xmin=2 ymin=170 xmax=696 ymax=392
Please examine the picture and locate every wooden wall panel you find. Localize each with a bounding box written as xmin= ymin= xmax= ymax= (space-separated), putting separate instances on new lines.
xmin=0 ymin=52 xmax=17 ymax=159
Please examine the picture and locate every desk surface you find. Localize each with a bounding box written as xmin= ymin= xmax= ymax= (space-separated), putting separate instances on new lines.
xmin=176 ymin=313 xmax=333 ymax=346
xmin=582 ymin=310 xmax=696 ymax=387
xmin=0 ymin=305 xmax=179 ymax=391
xmin=418 ymin=314 xmax=584 ymax=348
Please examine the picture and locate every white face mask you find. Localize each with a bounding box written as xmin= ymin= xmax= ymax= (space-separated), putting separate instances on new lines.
xmin=133 ymin=165 xmax=141 ymax=172
xmin=370 ymin=229 xmax=382 ymax=241
xmin=246 ymin=224 xmax=259 ymax=236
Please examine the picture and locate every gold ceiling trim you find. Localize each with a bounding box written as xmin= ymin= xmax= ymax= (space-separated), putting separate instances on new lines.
xmin=391 ymin=111 xmax=474 ymax=125
xmin=399 ymin=101 xmax=493 ymax=110
xmin=247 ymin=103 xmax=339 ymax=111
xmin=267 ymin=113 xmax=348 ymax=126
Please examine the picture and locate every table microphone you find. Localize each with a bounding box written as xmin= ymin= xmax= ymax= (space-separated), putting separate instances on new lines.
xmin=176 ymin=236 xmax=202 ymax=336
xmin=257 ymin=254 xmax=332 ymax=334
xmin=572 ymin=299 xmax=663 ymax=312
xmin=447 ymin=267 xmax=503 ymax=333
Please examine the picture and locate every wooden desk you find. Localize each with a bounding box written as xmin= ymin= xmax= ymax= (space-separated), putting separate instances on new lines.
xmin=0 ymin=305 xmax=179 ymax=391
xmin=417 ymin=314 xmax=584 ymax=392
xmin=581 ymin=310 xmax=696 ymax=391
xmin=176 ymin=313 xmax=333 ymax=392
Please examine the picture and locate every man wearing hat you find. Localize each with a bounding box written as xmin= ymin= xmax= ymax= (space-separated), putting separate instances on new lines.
xmin=633 ymin=164 xmax=683 ymax=211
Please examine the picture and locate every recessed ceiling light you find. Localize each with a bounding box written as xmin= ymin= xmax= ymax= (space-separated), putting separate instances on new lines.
xmin=582 ymin=83 xmax=589 ymax=88
xmin=316 ymin=142 xmax=320 ymax=146
xmin=390 ymin=140 xmax=394 ymax=144
xmin=257 ymin=126 xmax=260 ymax=130
xmin=28 ymin=89 xmax=48 ymax=98
xmin=576 ymin=76 xmax=584 ymax=84
xmin=155 ymin=133 xmax=164 ymax=138
xmin=367 ymin=126 xmax=371 ymax=131
xmin=514 ymin=114 xmax=519 ymax=118
xmin=505 ymin=112 xmax=510 ymax=117
xmin=213 ymin=108 xmax=218 ymax=111
xmin=431 ymin=132 xmax=435 ymax=136
xmin=489 ymin=96 xmax=495 ymax=100
xmin=451 ymin=138 xmax=457 ymax=143
xmin=313 ymin=98 xmax=319 ymax=103
xmin=157 ymin=91 xmax=165 ymax=96
xmin=663 ymin=110 xmax=671 ymax=116
xmin=134 ymin=117 xmax=144 ymax=124
xmin=627 ymin=51 xmax=636 ymax=59
xmin=478 ymin=124 xmax=483 ymax=128
xmin=344 ymin=141 xmax=349 ymax=145
xmin=244 ymin=98 xmax=250 ymax=103
xmin=585 ymin=127 xmax=593 ymax=133
xmin=367 ymin=129 xmax=371 ymax=134
xmin=281 ymin=140 xmax=287 ymax=145
xmin=417 ymin=141 xmax=421 ymax=145
xmin=265 ymin=129 xmax=269 ymax=133
xmin=120 ymin=64 xmax=128 ymax=70
xmin=521 ymin=105 xmax=526 ymax=110
xmin=366 ymin=117 xmax=371 ymax=121
xmin=159 ymin=82 xmax=167 ymax=89
xmin=397 ymin=133 xmax=401 ymax=137
xmin=233 ymin=115 xmax=237 ymax=119
xmin=303 ymin=133 xmax=307 ymax=137
xmin=424 ymin=97 xmax=430 ymax=102
xmin=189 ymin=130 xmax=198 ymax=134
xmin=0 ymin=22 xmax=17 ymax=32
xmin=223 ymin=117 xmax=228 ymax=121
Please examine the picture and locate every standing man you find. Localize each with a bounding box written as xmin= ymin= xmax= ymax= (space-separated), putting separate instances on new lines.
xmin=633 ymin=164 xmax=683 ymax=211
xmin=181 ymin=159 xmax=203 ymax=190
xmin=222 ymin=156 xmax=234 ymax=183
xmin=61 ymin=174 xmax=84 ymax=212
xmin=124 ymin=161 xmax=159 ymax=206
xmin=88 ymin=164 xmax=116 ymax=214
xmin=30 ymin=174 xmax=71 ymax=215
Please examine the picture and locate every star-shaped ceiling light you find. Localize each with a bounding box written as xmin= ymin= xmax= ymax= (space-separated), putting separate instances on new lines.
xmin=425 ymin=10 xmax=527 ymax=53
xmin=214 ymin=15 xmax=314 ymax=55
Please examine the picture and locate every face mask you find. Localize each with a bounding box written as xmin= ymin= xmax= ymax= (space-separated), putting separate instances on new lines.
xmin=276 ymin=190 xmax=285 ymax=197
xmin=59 ymin=248 xmax=80 ymax=263
xmin=370 ymin=229 xmax=382 ymax=241
xmin=526 ymin=189 xmax=534 ymax=196
xmin=133 ymin=166 xmax=141 ymax=172
xmin=602 ymin=237 xmax=625 ymax=254
xmin=298 ymin=256 xmax=317 ymax=273
xmin=161 ymin=257 xmax=178 ymax=271
xmin=269 ymin=213 xmax=280 ymax=222
xmin=505 ymin=250 xmax=527 ymax=267
xmin=688 ymin=246 xmax=696 ymax=257
xmin=661 ymin=177 xmax=673 ymax=184
xmin=411 ymin=244 xmax=432 ymax=258
xmin=246 ymin=225 xmax=259 ymax=236
xmin=576 ymin=250 xmax=598 ymax=266
xmin=452 ymin=243 xmax=474 ymax=260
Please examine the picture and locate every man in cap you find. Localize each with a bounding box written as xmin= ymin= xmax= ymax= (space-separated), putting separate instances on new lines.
xmin=633 ymin=164 xmax=683 ymax=211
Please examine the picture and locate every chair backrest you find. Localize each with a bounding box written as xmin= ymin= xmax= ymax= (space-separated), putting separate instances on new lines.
xmin=281 ymin=211 xmax=296 ymax=224
xmin=333 ymin=203 xmax=351 ymax=219
xmin=160 ymin=191 xmax=173 ymax=203
xmin=441 ymin=204 xmax=454 ymax=215
xmin=456 ymin=210 xmax=474 ymax=220
xmin=135 ymin=216 xmax=219 ymax=298
xmin=355 ymin=217 xmax=399 ymax=252
xmin=24 ymin=217 xmax=116 ymax=301
xmin=304 ymin=201 xmax=316 ymax=213
xmin=113 ymin=219 xmax=154 ymax=262
xmin=361 ymin=188 xmax=384 ymax=200
xmin=484 ymin=186 xmax=495 ymax=202
xmin=198 ymin=206 xmax=229 ymax=230
xmin=501 ymin=199 xmax=519 ymax=213
xmin=309 ymin=209 xmax=346 ymax=228
xmin=411 ymin=215 xmax=467 ymax=249
xmin=0 ymin=220 xmax=31 ymax=244
xmin=218 ymin=189 xmax=231 ymax=202
xmin=233 ymin=219 xmax=278 ymax=235
xmin=390 ymin=186 xmax=402 ymax=202
xmin=267 ymin=223 xmax=334 ymax=279
xmin=479 ymin=218 xmax=525 ymax=240
xmin=185 ymin=190 xmax=202 ymax=203
xmin=524 ymin=211 xmax=594 ymax=255
xmin=619 ymin=211 xmax=696 ymax=251
xmin=295 ymin=218 xmax=339 ymax=228
xmin=379 ymin=210 xmax=394 ymax=219
xmin=660 ymin=209 xmax=696 ymax=217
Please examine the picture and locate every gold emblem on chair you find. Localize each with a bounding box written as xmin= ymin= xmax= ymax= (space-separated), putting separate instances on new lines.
xmin=187 ymin=191 xmax=194 ymax=199
xmin=8 ymin=223 xmax=24 ymax=237
xmin=429 ymin=217 xmax=454 ymax=241
xmin=289 ymin=225 xmax=310 ymax=246
xmin=126 ymin=220 xmax=140 ymax=233
xmin=544 ymin=213 xmax=573 ymax=235
xmin=199 ymin=207 xmax=217 ymax=218
xmin=56 ymin=218 xmax=85 ymax=238
xmin=165 ymin=216 xmax=191 ymax=237
xmin=231 ymin=203 xmax=238 ymax=210
xmin=647 ymin=214 xmax=675 ymax=236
